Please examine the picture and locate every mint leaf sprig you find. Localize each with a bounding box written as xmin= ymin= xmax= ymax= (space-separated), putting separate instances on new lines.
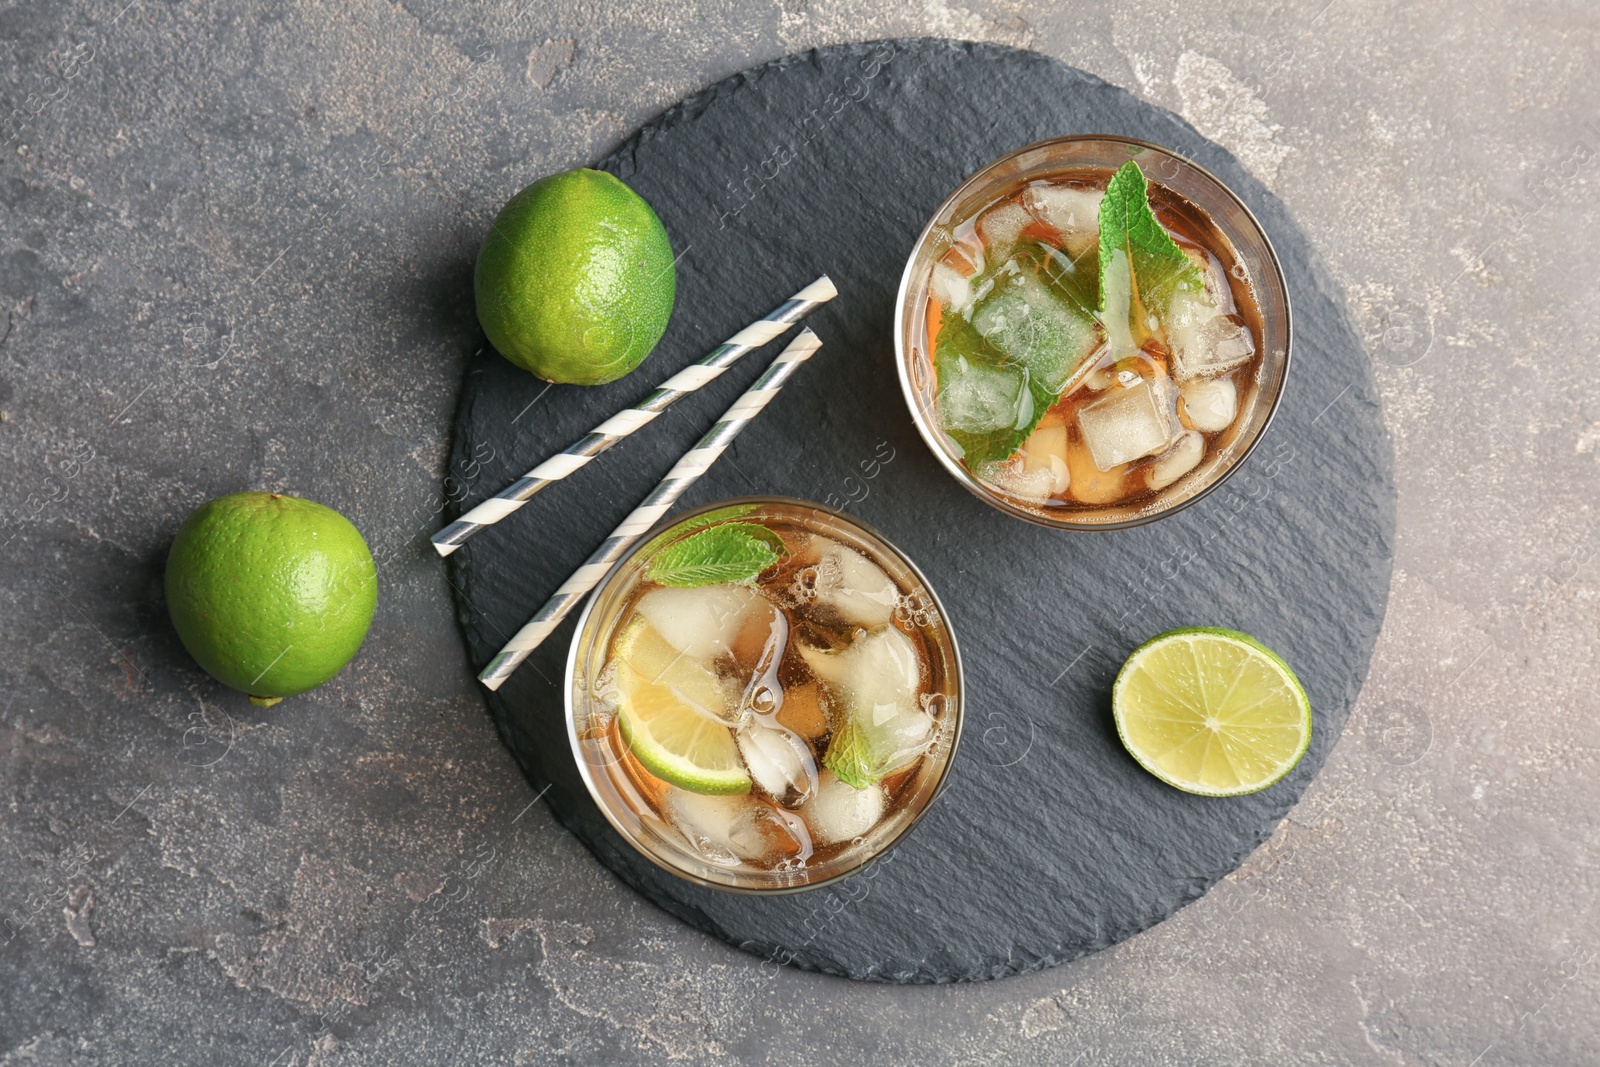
xmin=822 ymin=716 xmax=876 ymax=788
xmin=646 ymin=522 xmax=785 ymax=588
xmin=1097 ymin=160 xmax=1207 ymax=358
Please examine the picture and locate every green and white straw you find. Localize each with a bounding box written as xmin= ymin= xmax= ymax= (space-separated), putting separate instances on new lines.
xmin=478 ymin=327 xmax=823 ymax=690
xmin=432 ymin=275 xmax=837 ymax=557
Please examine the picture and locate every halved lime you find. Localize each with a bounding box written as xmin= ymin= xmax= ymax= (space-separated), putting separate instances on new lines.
xmin=1112 ymin=627 xmax=1311 ymax=797
xmin=615 ymin=659 xmax=750 ymax=796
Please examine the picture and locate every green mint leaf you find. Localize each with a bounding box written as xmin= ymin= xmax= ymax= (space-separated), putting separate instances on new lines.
xmin=822 ymin=716 xmax=876 ymax=788
xmin=1097 ymin=161 xmax=1206 ymax=357
xmin=673 ymin=503 xmax=760 ymax=534
xmin=646 ymin=524 xmax=780 ymax=588
xmin=932 ymin=310 xmax=1053 ymax=467
xmin=721 ymin=521 xmax=787 ymax=557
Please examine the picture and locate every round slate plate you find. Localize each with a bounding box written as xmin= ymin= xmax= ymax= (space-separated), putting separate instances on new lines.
xmin=446 ymin=39 xmax=1394 ymax=983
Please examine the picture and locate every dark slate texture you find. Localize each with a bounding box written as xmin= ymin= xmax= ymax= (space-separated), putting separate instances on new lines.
xmin=447 ymin=39 xmax=1394 ymax=983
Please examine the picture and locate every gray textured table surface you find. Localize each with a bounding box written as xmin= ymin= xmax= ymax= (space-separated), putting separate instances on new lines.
xmin=0 ymin=2 xmax=1594 ymax=1064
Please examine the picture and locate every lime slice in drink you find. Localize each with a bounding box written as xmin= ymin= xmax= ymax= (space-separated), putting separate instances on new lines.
xmin=614 ymin=626 xmax=750 ymax=796
xmin=1112 ymin=627 xmax=1311 ymax=797
xmin=613 ymin=619 xmax=731 ymax=723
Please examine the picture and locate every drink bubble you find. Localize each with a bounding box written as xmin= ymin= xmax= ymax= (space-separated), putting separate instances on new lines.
xmin=790 ymin=565 xmax=820 ymax=604
xmin=893 ymin=592 xmax=939 ymax=628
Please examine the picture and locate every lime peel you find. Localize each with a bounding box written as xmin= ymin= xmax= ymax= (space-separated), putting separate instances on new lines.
xmin=474 ymin=167 xmax=675 ymax=385
xmin=165 ymin=491 xmax=377 ymax=702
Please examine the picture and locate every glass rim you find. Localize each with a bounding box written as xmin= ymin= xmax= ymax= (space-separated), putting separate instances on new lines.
xmin=893 ymin=133 xmax=1295 ymax=532
xmin=562 ymin=494 xmax=967 ymax=895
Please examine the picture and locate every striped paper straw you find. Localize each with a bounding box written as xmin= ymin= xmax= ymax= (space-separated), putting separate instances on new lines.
xmin=432 ymin=275 xmax=837 ymax=557
xmin=478 ymin=327 xmax=823 ymax=690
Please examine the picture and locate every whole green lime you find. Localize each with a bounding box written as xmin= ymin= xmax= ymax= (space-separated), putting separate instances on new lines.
xmin=165 ymin=492 xmax=377 ymax=706
xmin=475 ymin=167 xmax=676 ymax=385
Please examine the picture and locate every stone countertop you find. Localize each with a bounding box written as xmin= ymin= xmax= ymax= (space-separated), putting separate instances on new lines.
xmin=0 ymin=1 xmax=1595 ymax=1064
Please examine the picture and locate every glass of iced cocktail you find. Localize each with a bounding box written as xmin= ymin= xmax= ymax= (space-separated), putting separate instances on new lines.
xmin=566 ymin=498 xmax=962 ymax=893
xmin=896 ymin=136 xmax=1291 ymax=529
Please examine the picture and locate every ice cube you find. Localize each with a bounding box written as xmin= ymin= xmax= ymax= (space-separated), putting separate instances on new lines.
xmin=941 ymin=239 xmax=985 ymax=279
xmin=635 ymin=584 xmax=762 ymax=661
xmin=930 ymin=262 xmax=972 ymax=314
xmin=1182 ymin=246 xmax=1233 ymax=308
xmin=737 ymin=722 xmax=817 ymax=801
xmin=1019 ymin=422 xmax=1072 ymax=496
xmin=1076 ymin=377 xmax=1177 ymax=472
xmin=823 ymin=702 xmax=934 ymax=786
xmin=663 ymin=789 xmax=810 ymax=866
xmin=799 ymin=626 xmax=921 ymax=709
xmin=1148 ymin=430 xmax=1205 ymax=491
xmin=975 ymin=201 xmax=1033 ymax=254
xmin=855 ymin=702 xmax=934 ymax=772
xmin=979 ymin=419 xmax=1071 ymax=502
xmin=976 ymin=456 xmax=1057 ymax=503
xmin=1167 ymin=289 xmax=1255 ymax=381
xmin=1179 ymin=377 xmax=1238 ymax=433
xmin=1023 ymin=183 xmax=1103 ymax=256
xmin=937 ymin=353 xmax=1030 ymax=437
xmin=801 ymin=771 xmax=886 ymax=845
xmin=809 ymin=543 xmax=899 ymax=630
xmin=971 ymin=266 xmax=1101 ymax=394
xmin=803 ymin=628 xmax=935 ymax=783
